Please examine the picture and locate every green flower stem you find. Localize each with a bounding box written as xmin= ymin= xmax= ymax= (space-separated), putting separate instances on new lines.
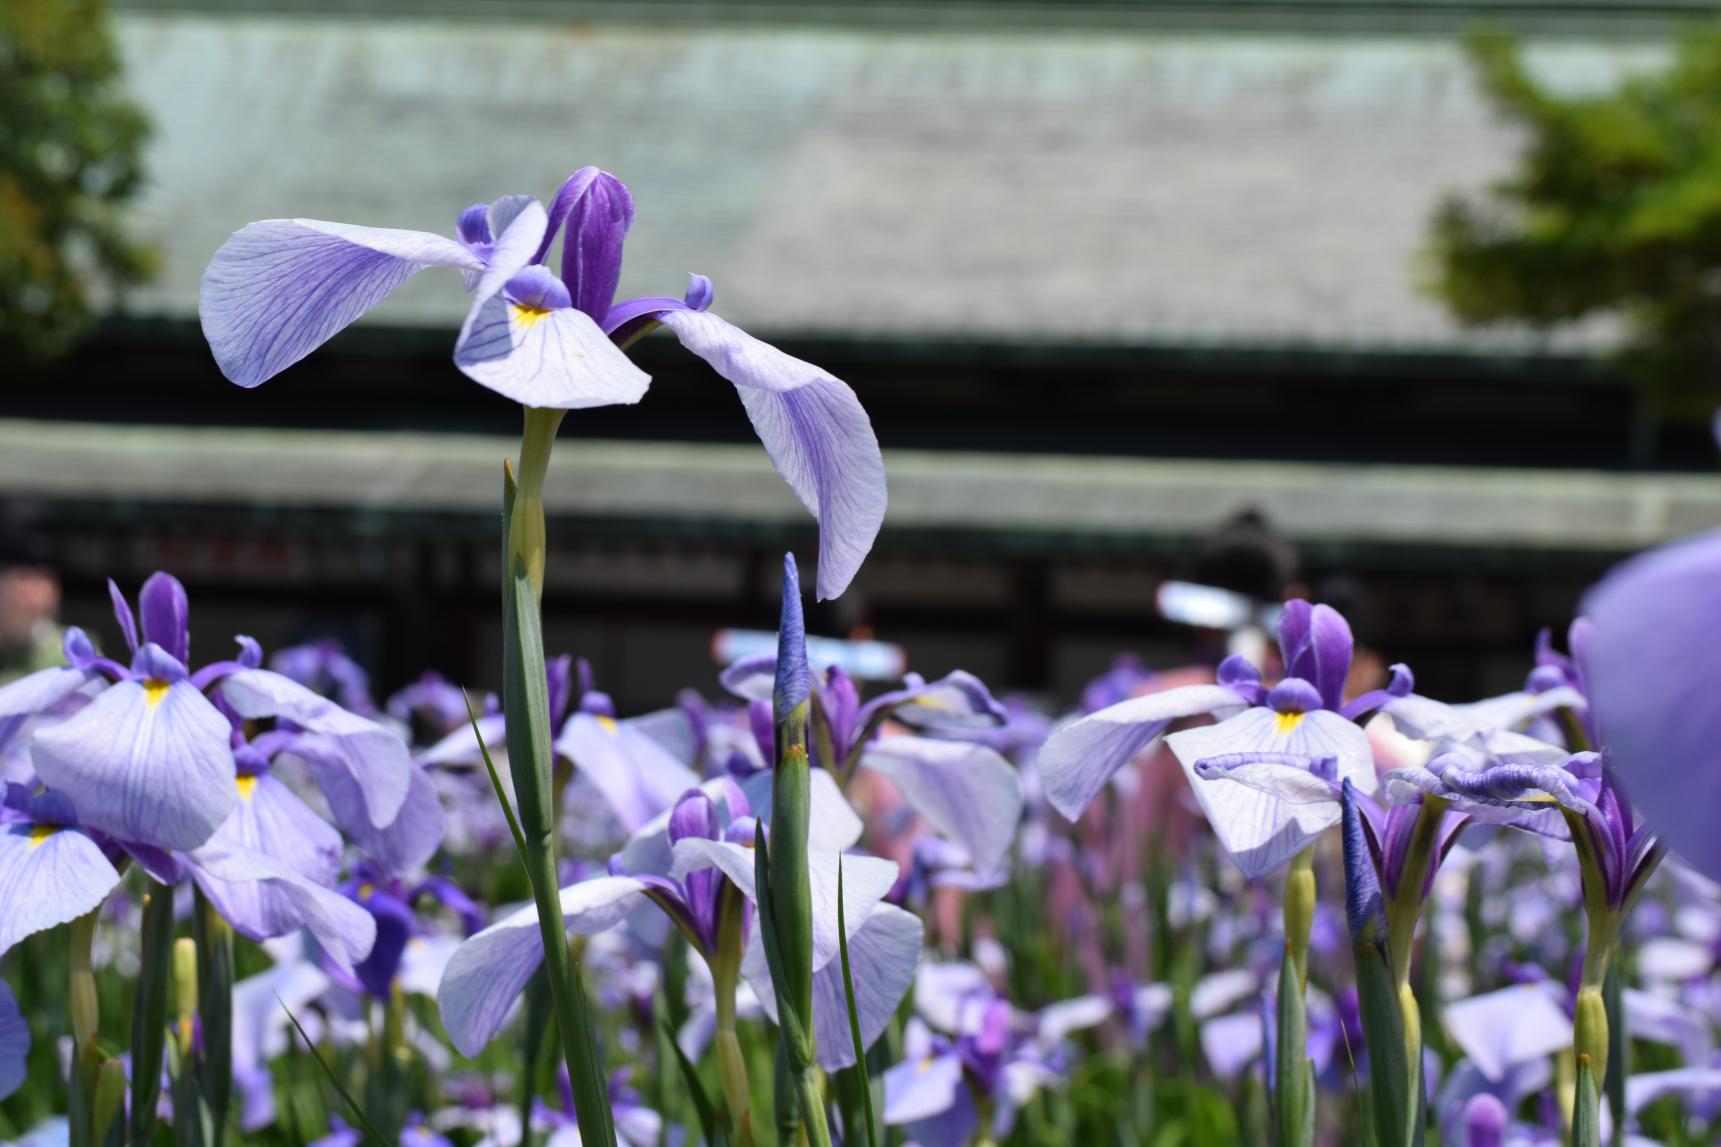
xmin=192 ymin=887 xmax=234 ymax=1147
xmin=68 ymin=909 xmax=101 ymax=1147
xmin=130 ymin=885 xmax=175 ymax=1147
xmin=503 ymin=409 xmax=616 ymax=1147
xmin=712 ymin=901 xmax=755 ymax=1142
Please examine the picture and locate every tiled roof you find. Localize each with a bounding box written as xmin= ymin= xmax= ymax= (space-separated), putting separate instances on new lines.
xmin=115 ymin=10 xmax=1658 ymax=352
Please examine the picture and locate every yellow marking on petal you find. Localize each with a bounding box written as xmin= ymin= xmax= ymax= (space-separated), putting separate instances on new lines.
xmin=1274 ymin=710 xmax=1305 ymax=736
xmin=28 ymin=825 xmax=58 ymax=848
xmin=144 ymin=679 xmax=171 ymax=710
xmin=917 ymin=1056 xmax=935 ymax=1073
xmin=358 ymin=883 xmax=375 ymax=901
xmin=1519 ymin=793 xmax=1559 ymax=803
xmin=236 ymin=775 xmax=258 ymax=800
xmin=512 ymin=303 xmax=553 ymax=330
xmin=597 ymin=715 xmax=618 ymax=735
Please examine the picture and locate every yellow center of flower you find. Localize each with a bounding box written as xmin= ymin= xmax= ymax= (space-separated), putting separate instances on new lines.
xmin=236 ymin=775 xmax=258 ymax=800
xmin=28 ymin=825 xmax=57 ymax=847
xmin=597 ymin=715 xmax=618 ymax=735
xmin=511 ymin=303 xmax=554 ymax=330
xmin=1274 ymin=710 xmax=1305 ymax=736
xmin=143 ymin=679 xmax=171 ymax=710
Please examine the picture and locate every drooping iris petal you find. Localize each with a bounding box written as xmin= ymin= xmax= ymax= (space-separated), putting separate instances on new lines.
xmin=0 ymin=822 xmax=122 ymax=958
xmin=1167 ymin=708 xmax=1376 ymax=880
xmin=1582 ymin=528 xmax=1721 ymax=880
xmin=862 ymin=737 xmax=1023 ymax=874
xmin=322 ymin=763 xmax=445 ymax=874
xmin=194 ymin=775 xmax=342 ymax=940
xmin=201 ymin=220 xmax=482 ymax=388
xmin=437 ymin=876 xmax=648 ymax=1057
xmin=221 ymin=669 xmax=410 ymax=829
xmin=554 ymin=712 xmax=701 ymax=834
xmin=0 ymin=665 xmax=93 ymax=723
xmin=186 ymin=842 xmax=377 ymax=973
xmin=1037 ymin=684 xmax=1247 ymax=821
xmin=1442 ymin=983 xmax=1572 ymax=1083
xmin=0 ymin=979 xmax=27 ymax=1101
xmin=863 ymin=670 xmax=1007 ymax=735
xmin=1191 ymin=752 xmax=1344 ymax=807
xmin=745 ymin=902 xmax=924 ymax=1071
xmin=32 ymin=677 xmax=234 ymax=851
xmin=658 ymin=309 xmax=886 ymax=601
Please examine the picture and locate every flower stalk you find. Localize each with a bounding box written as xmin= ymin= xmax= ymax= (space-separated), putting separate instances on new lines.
xmin=501 ymin=418 xmax=617 ymax=1147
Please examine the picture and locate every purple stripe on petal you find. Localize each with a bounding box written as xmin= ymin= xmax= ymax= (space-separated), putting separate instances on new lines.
xmin=32 ymin=678 xmax=235 ymax=852
xmin=657 ymin=309 xmax=886 ymax=601
xmin=200 ymin=219 xmax=481 ymax=388
xmin=0 ymin=823 xmax=122 ymax=959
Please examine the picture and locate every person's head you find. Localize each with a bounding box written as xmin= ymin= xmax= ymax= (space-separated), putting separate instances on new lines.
xmin=1193 ymin=509 xmax=1299 ymax=605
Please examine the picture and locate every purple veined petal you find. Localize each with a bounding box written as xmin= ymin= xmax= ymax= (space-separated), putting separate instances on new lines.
xmin=436 ymin=875 xmax=649 ymax=1057
xmin=541 ymin=167 xmax=634 ymax=321
xmin=137 ymin=573 xmax=191 ymax=666
xmin=669 ymin=838 xmax=898 ymax=972
xmin=220 ymin=669 xmax=410 ymax=828
xmin=192 ymin=775 xmax=343 ymax=940
xmin=1442 ymin=983 xmax=1571 ymax=1083
xmin=417 ymin=711 xmax=508 ymax=769
xmin=860 ymin=736 xmax=1024 ymax=875
xmin=0 ymin=664 xmax=95 ymax=721
xmin=1284 ymin=603 xmax=1353 ymax=711
xmin=108 ymin=579 xmax=140 ymax=654
xmin=553 ymin=712 xmax=701 ymax=835
xmin=454 ymin=282 xmax=653 ymax=410
xmin=860 ymin=670 xmax=1009 ymax=735
xmin=1036 ymin=684 xmax=1248 ymax=821
xmin=657 ymin=309 xmax=886 ymax=601
xmin=200 ymin=219 xmax=483 ymax=388
xmin=0 ymin=979 xmax=27 ymax=1101
xmin=615 ymin=774 xmax=756 ymax=879
xmin=185 ymin=841 xmax=377 ymax=973
xmin=744 ymin=901 xmax=924 ymax=1072
xmin=1190 ymin=752 xmax=1345 ymax=807
xmin=718 ymin=653 xmax=777 ymax=703
xmin=776 ymin=553 xmax=812 ymax=712
xmin=321 ymin=762 xmax=445 ymax=875
xmin=736 ymin=767 xmax=865 ymax=853
xmin=1167 ymin=708 xmax=1376 ymax=880
xmin=32 ymin=676 xmax=235 ymax=852
xmin=1582 ymin=527 xmax=1721 ymax=881
xmin=0 ymin=822 xmax=123 ymax=958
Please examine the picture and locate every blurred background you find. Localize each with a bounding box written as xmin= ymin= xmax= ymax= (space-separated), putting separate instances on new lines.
xmin=5 ymin=0 xmax=1721 ymax=710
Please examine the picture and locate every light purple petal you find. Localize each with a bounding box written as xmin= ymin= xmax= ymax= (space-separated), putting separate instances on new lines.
xmin=138 ymin=573 xmax=191 ymax=665
xmin=1190 ymin=753 xmax=1345 ymax=807
xmin=418 ymin=711 xmax=507 ymax=769
xmin=737 ymin=767 xmax=865 ymax=853
xmin=0 ymin=665 xmax=95 ymax=720
xmin=883 ymin=1049 xmax=964 ymax=1124
xmin=0 ymin=823 xmax=122 ymax=958
xmin=1443 ymin=983 xmax=1572 ymax=1082
xmin=437 ymin=875 xmax=648 ymax=1057
xmin=551 ymin=167 xmax=634 ymax=320
xmin=1200 ymin=1010 xmax=1263 ymax=1080
xmin=187 ymin=842 xmax=377 ymax=973
xmin=32 ymin=678 xmax=235 ymax=851
xmin=193 ymin=776 xmax=342 ymax=940
xmin=861 ymin=737 xmax=1023 ymax=874
xmin=323 ymin=763 xmax=445 ymax=874
xmin=554 ymin=712 xmax=700 ymax=834
xmin=222 ymin=669 xmax=409 ymax=828
xmin=658 ymin=309 xmax=885 ymax=601
xmin=718 ymin=653 xmax=778 ymax=703
xmin=1625 ymin=1067 xmax=1721 ymax=1117
xmin=1167 ymin=708 xmax=1375 ymax=880
xmin=799 ymin=903 xmax=924 ymax=1072
xmin=0 ymin=979 xmax=27 ymax=1101
xmin=201 ymin=219 xmax=481 ymax=388
xmin=1036 ymin=684 xmax=1245 ymax=821
xmin=1583 ymin=528 xmax=1721 ymax=879
xmin=454 ymin=292 xmax=653 ymax=409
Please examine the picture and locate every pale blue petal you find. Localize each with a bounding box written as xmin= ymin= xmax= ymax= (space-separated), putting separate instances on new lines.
xmin=1037 ymin=684 xmax=1245 ymax=821
xmin=0 ymin=823 xmax=122 ymax=958
xmin=187 ymin=842 xmax=377 ymax=972
xmin=437 ymin=876 xmax=648 ymax=1057
xmin=807 ymin=905 xmax=924 ymax=1071
xmin=418 ymin=712 xmax=508 ymax=769
xmin=222 ymin=669 xmax=410 ymax=828
xmin=0 ymin=665 xmax=92 ymax=719
xmin=1167 ymin=708 xmax=1375 ymax=880
xmin=201 ymin=219 xmax=481 ymax=388
xmin=861 ymin=737 xmax=1023 ymax=875
xmin=33 ymin=678 xmax=235 ymax=851
xmin=0 ymin=979 xmax=27 ymax=1101
xmin=659 ymin=309 xmax=885 ymax=601
xmin=554 ymin=712 xmax=700 ymax=834
xmin=883 ymin=1049 xmax=964 ymax=1124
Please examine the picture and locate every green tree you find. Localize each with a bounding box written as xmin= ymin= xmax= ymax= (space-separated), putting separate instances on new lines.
xmin=1429 ymin=26 xmax=1721 ymax=415
xmin=0 ymin=0 xmax=154 ymax=361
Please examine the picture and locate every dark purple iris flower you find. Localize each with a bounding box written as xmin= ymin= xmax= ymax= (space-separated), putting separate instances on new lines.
xmin=200 ymin=167 xmax=885 ymax=598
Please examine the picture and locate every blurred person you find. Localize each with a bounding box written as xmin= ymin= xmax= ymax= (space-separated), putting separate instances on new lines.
xmin=0 ymin=526 xmax=62 ymax=681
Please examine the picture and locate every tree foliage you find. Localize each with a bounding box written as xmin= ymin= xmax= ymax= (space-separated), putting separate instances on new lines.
xmin=1429 ymin=26 xmax=1721 ymax=409
xmin=0 ymin=0 xmax=154 ymax=361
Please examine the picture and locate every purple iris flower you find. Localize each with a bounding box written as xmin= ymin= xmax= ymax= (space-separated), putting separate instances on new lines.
xmin=508 ymin=1069 xmax=666 ymax=1147
xmin=719 ymin=654 xmax=1023 ymax=876
xmin=311 ymin=1113 xmax=450 ymax=1147
xmin=0 ymin=977 xmax=28 ymax=1100
xmin=200 ymin=167 xmax=886 ymax=599
xmin=325 ymin=864 xmax=482 ymax=1001
xmin=269 ymin=638 xmax=375 ymax=716
xmin=1040 ymin=601 xmax=1397 ymax=878
xmin=387 ymin=672 xmax=480 ymax=742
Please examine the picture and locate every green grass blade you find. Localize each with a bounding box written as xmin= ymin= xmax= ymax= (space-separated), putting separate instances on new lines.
xmin=836 ymin=857 xmax=881 ymax=1147
xmin=661 ymin=1017 xmax=730 ymax=1147
xmin=276 ymin=994 xmax=392 ymax=1147
xmin=464 ymin=687 xmax=530 ymax=869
